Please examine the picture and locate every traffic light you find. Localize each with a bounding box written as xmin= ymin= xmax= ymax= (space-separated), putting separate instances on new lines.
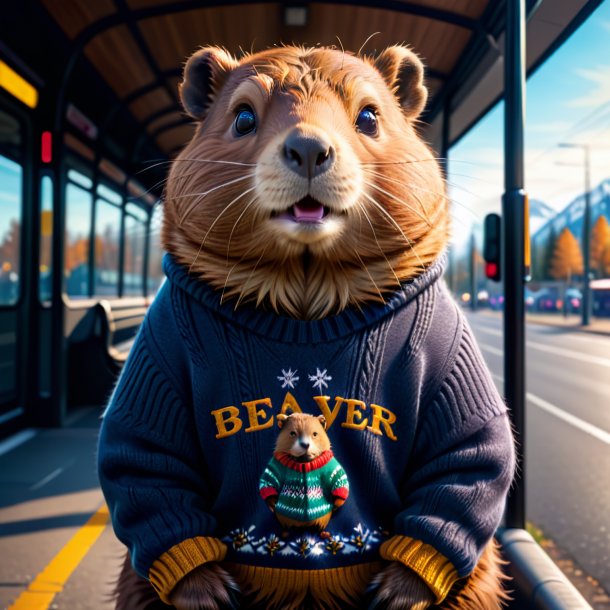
xmin=483 ymin=213 xmax=501 ymax=282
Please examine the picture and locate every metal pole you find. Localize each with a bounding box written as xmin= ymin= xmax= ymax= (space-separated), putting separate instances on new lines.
xmin=582 ymin=146 xmax=592 ymax=326
xmin=503 ymin=0 xmax=527 ymax=529
xmin=470 ymin=232 xmax=478 ymax=311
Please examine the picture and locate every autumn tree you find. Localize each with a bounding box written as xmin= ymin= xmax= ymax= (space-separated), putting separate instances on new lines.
xmin=590 ymin=214 xmax=610 ymax=278
xmin=550 ymin=227 xmax=583 ymax=282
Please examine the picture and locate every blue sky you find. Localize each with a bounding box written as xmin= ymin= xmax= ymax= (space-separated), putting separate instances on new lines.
xmin=449 ymin=0 xmax=610 ymax=244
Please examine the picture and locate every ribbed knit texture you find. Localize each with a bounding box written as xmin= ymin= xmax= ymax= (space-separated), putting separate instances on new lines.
xmin=259 ymin=451 xmax=349 ymax=523
xmin=380 ymin=535 xmax=459 ymax=603
xmin=98 ymin=253 xmax=515 ymax=601
xmin=149 ymin=537 xmax=227 ymax=602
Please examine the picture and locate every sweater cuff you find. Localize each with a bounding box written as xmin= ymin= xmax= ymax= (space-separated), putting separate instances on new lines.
xmin=149 ymin=536 xmax=227 ymax=603
xmin=379 ymin=535 xmax=459 ymax=604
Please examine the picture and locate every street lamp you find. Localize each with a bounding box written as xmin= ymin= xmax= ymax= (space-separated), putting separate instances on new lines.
xmin=558 ymin=142 xmax=592 ymax=326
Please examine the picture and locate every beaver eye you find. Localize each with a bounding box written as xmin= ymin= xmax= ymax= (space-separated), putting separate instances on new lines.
xmin=234 ymin=105 xmax=256 ymax=136
xmin=289 ymin=431 xmax=297 ymax=437
xmin=356 ymin=107 xmax=378 ymax=136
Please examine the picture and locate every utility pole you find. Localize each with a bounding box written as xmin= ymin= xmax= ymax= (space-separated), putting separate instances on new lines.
xmin=558 ymin=143 xmax=592 ymax=326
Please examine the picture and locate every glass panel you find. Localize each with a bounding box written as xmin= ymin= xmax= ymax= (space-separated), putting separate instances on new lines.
xmin=147 ymin=203 xmax=164 ymax=295
xmin=0 ymin=108 xmax=22 ymax=159
xmin=94 ymin=199 xmax=121 ymax=296
xmin=67 ymin=169 xmax=93 ymax=190
xmin=39 ymin=175 xmax=53 ymax=302
xmin=0 ymin=154 xmax=22 ymax=305
xmin=123 ymin=205 xmax=147 ymax=296
xmin=97 ymin=183 xmax=123 ymax=205
xmin=65 ymin=182 xmax=92 ymax=297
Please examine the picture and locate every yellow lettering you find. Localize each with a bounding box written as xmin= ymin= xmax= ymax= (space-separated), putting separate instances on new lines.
xmin=312 ymin=395 xmax=344 ymax=428
xmin=368 ymin=404 xmax=398 ymax=441
xmin=341 ymin=398 xmax=368 ymax=431
xmin=243 ymin=397 xmax=274 ymax=432
xmin=280 ymin=392 xmax=303 ymax=415
xmin=211 ymin=406 xmax=243 ymax=439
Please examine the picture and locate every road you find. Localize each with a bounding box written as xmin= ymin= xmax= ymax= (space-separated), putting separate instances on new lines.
xmin=466 ymin=311 xmax=610 ymax=594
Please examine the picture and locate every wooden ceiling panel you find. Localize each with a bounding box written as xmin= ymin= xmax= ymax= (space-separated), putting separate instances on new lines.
xmin=147 ymin=111 xmax=183 ymax=134
xmin=40 ymin=0 xmax=116 ymax=39
xmin=84 ymin=24 xmax=156 ymax=97
xmin=157 ymin=124 xmax=195 ymax=153
xmin=139 ymin=5 xmax=281 ymax=72
xmin=129 ymin=87 xmax=173 ymax=121
xmin=395 ymin=0 xmax=487 ymax=20
xmin=126 ymin=0 xmax=176 ymax=9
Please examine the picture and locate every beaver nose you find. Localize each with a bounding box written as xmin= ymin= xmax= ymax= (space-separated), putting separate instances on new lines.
xmin=299 ymin=441 xmax=310 ymax=450
xmin=283 ymin=131 xmax=335 ymax=179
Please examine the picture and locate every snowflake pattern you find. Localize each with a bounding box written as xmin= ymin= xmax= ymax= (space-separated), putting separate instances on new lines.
xmin=309 ymin=368 xmax=332 ymax=392
xmin=277 ymin=368 xmax=300 ymax=389
xmin=221 ymin=524 xmax=387 ymax=559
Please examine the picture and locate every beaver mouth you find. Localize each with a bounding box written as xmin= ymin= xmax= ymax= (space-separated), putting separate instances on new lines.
xmin=274 ymin=196 xmax=330 ymax=224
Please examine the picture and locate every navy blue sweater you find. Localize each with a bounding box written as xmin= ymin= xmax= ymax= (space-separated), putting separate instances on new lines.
xmin=98 ymin=254 xmax=514 ymax=602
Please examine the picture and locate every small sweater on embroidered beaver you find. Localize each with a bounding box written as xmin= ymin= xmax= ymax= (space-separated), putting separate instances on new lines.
xmin=260 ymin=451 xmax=349 ymax=523
xmin=97 ymin=254 xmax=515 ymax=604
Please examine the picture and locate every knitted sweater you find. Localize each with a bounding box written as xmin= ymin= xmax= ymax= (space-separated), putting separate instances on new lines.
xmin=98 ymin=254 xmax=515 ymax=605
xmin=259 ymin=450 xmax=349 ymax=523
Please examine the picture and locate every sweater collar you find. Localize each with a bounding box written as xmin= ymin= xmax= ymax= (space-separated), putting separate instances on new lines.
xmin=162 ymin=253 xmax=445 ymax=345
xmin=274 ymin=450 xmax=333 ymax=472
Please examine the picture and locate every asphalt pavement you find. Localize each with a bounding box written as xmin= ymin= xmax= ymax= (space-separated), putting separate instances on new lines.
xmin=466 ymin=310 xmax=610 ymax=595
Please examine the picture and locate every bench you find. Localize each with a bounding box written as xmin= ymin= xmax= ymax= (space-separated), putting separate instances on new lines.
xmin=67 ymin=299 xmax=149 ymax=406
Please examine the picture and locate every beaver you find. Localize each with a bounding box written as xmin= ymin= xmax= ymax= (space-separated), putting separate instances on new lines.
xmin=101 ymin=44 xmax=515 ymax=610
xmin=260 ymin=413 xmax=349 ymax=538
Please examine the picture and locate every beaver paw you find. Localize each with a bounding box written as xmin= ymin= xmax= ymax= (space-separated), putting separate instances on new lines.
xmin=366 ymin=562 xmax=435 ymax=610
xmin=169 ymin=562 xmax=240 ymax=610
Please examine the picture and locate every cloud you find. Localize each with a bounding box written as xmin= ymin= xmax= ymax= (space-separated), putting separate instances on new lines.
xmin=566 ymin=65 xmax=610 ymax=108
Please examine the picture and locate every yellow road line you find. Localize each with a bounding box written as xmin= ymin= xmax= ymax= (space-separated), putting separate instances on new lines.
xmin=8 ymin=504 xmax=110 ymax=610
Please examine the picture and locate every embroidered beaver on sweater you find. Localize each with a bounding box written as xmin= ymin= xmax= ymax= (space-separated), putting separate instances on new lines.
xmin=260 ymin=413 xmax=349 ymax=537
xmin=99 ymin=44 xmax=515 ymax=610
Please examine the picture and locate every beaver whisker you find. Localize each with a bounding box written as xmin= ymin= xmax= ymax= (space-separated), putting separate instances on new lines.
xmin=363 ymin=180 xmax=431 ymax=228
xmin=178 ymin=174 xmax=256 ymax=225
xmin=363 ymin=171 xmax=431 ymax=222
xmin=220 ymin=238 xmax=262 ymax=305
xmin=361 ymin=192 xmax=425 ymax=273
xmin=226 ymin=197 xmax=259 ymax=261
xmin=352 ymin=248 xmax=386 ymax=305
xmin=139 ymin=159 xmax=257 ymax=175
xmin=234 ymin=244 xmax=270 ymax=311
xmin=189 ymin=186 xmax=257 ymax=274
xmin=360 ymin=157 xmax=446 ymax=166
xmin=355 ymin=201 xmax=402 ymax=288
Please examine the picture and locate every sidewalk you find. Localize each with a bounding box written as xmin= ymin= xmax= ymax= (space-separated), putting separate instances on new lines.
xmin=479 ymin=310 xmax=610 ymax=336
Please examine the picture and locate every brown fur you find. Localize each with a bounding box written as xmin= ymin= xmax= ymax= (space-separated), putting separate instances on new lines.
xmin=162 ymin=45 xmax=449 ymax=320
xmin=370 ymin=539 xmax=510 ymax=610
xmin=275 ymin=412 xmax=330 ymax=458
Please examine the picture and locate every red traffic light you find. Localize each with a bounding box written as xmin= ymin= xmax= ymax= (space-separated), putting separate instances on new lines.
xmin=485 ymin=262 xmax=500 ymax=281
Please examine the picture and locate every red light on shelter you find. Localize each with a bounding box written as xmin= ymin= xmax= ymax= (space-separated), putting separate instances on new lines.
xmin=41 ymin=131 xmax=52 ymax=163
xmin=485 ymin=262 xmax=499 ymax=280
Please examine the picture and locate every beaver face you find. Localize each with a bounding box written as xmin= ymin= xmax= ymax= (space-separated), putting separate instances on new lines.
xmin=275 ymin=413 xmax=330 ymax=462
xmin=163 ymin=46 xmax=448 ymax=319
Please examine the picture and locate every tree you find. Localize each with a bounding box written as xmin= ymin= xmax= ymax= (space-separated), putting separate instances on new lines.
xmin=550 ymin=227 xmax=583 ymax=281
xmin=590 ymin=214 xmax=610 ymax=278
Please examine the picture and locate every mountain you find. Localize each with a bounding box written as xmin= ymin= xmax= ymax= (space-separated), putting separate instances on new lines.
xmin=529 ymin=198 xmax=556 ymax=234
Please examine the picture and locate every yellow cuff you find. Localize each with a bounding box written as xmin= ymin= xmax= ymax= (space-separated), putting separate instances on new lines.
xmin=379 ymin=535 xmax=459 ymax=604
xmin=148 ymin=536 xmax=227 ymax=604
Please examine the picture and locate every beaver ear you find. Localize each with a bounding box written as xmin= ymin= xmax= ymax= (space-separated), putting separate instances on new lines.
xmin=277 ymin=414 xmax=288 ymax=429
xmin=317 ymin=416 xmax=327 ymax=430
xmin=374 ymin=46 xmax=427 ymax=119
xmin=180 ymin=46 xmax=239 ymax=120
